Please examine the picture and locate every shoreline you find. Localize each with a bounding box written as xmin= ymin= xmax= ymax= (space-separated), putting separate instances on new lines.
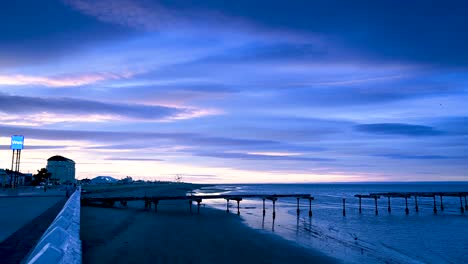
xmin=81 ymin=183 xmax=337 ymax=263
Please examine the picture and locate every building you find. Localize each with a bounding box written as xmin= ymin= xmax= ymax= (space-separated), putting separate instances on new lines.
xmin=0 ymin=169 xmax=7 ymax=187
xmin=46 ymin=155 xmax=76 ymax=183
xmin=0 ymin=169 xmax=27 ymax=187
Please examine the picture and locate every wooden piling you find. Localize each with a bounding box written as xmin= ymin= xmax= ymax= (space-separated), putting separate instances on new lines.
xmin=460 ymin=196 xmax=464 ymax=214
xmin=236 ymin=199 xmax=240 ymax=215
xmin=273 ymin=199 xmax=276 ymax=219
xmin=189 ymin=200 xmax=192 ymax=213
xmin=226 ymin=199 xmax=230 ymax=213
xmin=405 ymin=196 xmax=409 ymax=215
xmin=440 ymin=195 xmax=444 ymax=211
xmin=358 ymin=196 xmax=362 ymax=214
xmin=154 ymin=200 xmax=159 ymax=213
xmin=433 ymin=196 xmax=438 ymax=214
xmin=296 ymin=197 xmax=300 ymax=215
xmin=308 ymin=198 xmax=312 ymax=217
xmin=342 ymin=198 xmax=346 ymax=217
xmin=415 ymin=196 xmax=419 ymax=212
xmin=262 ymin=198 xmax=266 ymax=216
xmin=374 ymin=196 xmax=378 ymax=215
xmin=387 ymin=196 xmax=391 ymax=213
xmin=197 ymin=199 xmax=201 ymax=214
xmin=465 ymin=195 xmax=468 ymax=211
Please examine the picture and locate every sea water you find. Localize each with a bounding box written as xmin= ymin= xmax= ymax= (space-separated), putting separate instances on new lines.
xmin=197 ymin=183 xmax=468 ymax=263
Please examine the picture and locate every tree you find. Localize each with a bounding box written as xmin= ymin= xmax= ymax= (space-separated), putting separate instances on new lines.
xmin=81 ymin=178 xmax=91 ymax=184
xmin=32 ymin=168 xmax=51 ymax=186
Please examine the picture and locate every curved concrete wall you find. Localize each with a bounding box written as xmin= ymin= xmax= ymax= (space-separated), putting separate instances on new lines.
xmin=24 ymin=187 xmax=81 ymax=264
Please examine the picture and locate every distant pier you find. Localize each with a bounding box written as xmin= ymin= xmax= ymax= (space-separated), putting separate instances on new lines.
xmin=355 ymin=192 xmax=468 ymax=215
xmin=81 ymin=191 xmax=468 ymax=217
xmin=82 ymin=194 xmax=315 ymax=218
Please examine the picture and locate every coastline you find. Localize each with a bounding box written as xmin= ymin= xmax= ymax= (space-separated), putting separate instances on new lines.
xmin=81 ymin=183 xmax=337 ymax=263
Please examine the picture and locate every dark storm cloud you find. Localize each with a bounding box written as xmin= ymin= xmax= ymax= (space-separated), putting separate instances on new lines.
xmin=0 ymin=94 xmax=190 ymax=120
xmin=355 ymin=123 xmax=444 ymax=136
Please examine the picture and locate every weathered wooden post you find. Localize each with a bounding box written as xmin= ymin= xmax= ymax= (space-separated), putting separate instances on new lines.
xmin=465 ymin=195 xmax=468 ymax=210
xmin=236 ymin=199 xmax=241 ymax=215
xmin=342 ymin=198 xmax=346 ymax=217
xmin=154 ymin=200 xmax=159 ymax=213
xmin=433 ymin=196 xmax=438 ymax=214
xmin=374 ymin=196 xmax=378 ymax=215
xmin=440 ymin=195 xmax=444 ymax=211
xmin=358 ymin=196 xmax=362 ymax=214
xmin=262 ymin=198 xmax=266 ymax=216
xmin=296 ymin=197 xmax=300 ymax=215
xmin=272 ymin=198 xmax=277 ymax=219
xmin=189 ymin=199 xmax=193 ymax=213
xmin=197 ymin=199 xmax=202 ymax=214
xmin=405 ymin=196 xmax=409 ymax=215
xmin=387 ymin=196 xmax=391 ymax=213
xmin=459 ymin=195 xmax=465 ymax=214
xmin=415 ymin=196 xmax=419 ymax=212
xmin=308 ymin=198 xmax=312 ymax=217
xmin=226 ymin=199 xmax=230 ymax=213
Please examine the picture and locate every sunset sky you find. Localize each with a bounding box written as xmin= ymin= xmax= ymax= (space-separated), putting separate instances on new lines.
xmin=0 ymin=0 xmax=467 ymax=183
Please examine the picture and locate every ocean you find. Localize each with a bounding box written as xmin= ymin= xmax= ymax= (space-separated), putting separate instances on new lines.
xmin=196 ymin=183 xmax=468 ymax=263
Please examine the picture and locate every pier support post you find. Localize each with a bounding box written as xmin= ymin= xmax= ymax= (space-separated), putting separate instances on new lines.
xmin=387 ymin=197 xmax=391 ymax=213
xmin=460 ymin=196 xmax=465 ymax=214
xmin=154 ymin=200 xmax=159 ymax=213
xmin=273 ymin=199 xmax=276 ymax=219
xmin=296 ymin=198 xmax=300 ymax=215
xmin=308 ymin=198 xmax=312 ymax=217
xmin=433 ymin=196 xmax=438 ymax=214
xmin=342 ymin=198 xmax=346 ymax=217
xmin=405 ymin=197 xmax=409 ymax=215
xmin=374 ymin=196 xmax=378 ymax=216
xmin=189 ymin=200 xmax=192 ymax=213
xmin=440 ymin=195 xmax=444 ymax=211
xmin=262 ymin=198 xmax=266 ymax=216
xmin=358 ymin=197 xmax=362 ymax=214
xmin=236 ymin=199 xmax=240 ymax=215
xmin=465 ymin=196 xmax=468 ymax=211
xmin=415 ymin=196 xmax=419 ymax=212
xmin=226 ymin=199 xmax=230 ymax=213
xmin=197 ymin=200 xmax=201 ymax=214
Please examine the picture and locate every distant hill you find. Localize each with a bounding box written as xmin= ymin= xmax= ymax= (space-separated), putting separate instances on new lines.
xmin=91 ymin=176 xmax=118 ymax=184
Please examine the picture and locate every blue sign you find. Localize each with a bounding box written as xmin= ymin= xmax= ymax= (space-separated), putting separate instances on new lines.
xmin=11 ymin=135 xmax=24 ymax=150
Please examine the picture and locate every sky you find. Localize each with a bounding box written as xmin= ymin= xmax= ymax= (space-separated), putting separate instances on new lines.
xmin=0 ymin=0 xmax=467 ymax=183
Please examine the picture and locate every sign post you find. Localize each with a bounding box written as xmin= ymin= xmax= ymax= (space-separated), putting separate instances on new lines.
xmin=10 ymin=135 xmax=24 ymax=188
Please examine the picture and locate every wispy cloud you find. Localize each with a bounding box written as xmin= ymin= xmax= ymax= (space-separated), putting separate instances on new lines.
xmin=0 ymin=71 xmax=135 ymax=87
xmin=64 ymin=0 xmax=173 ymax=31
xmin=0 ymin=94 xmax=214 ymax=124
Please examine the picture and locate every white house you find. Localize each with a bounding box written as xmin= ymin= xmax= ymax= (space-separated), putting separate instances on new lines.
xmin=46 ymin=155 xmax=76 ymax=183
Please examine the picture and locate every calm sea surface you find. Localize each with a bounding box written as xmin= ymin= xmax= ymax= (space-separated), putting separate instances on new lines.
xmin=196 ymin=183 xmax=468 ymax=264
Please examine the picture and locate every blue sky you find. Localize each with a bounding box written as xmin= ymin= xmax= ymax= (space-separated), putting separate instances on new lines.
xmin=0 ymin=0 xmax=467 ymax=182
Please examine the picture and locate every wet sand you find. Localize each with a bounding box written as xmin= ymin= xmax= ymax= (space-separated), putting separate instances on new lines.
xmin=81 ymin=184 xmax=336 ymax=264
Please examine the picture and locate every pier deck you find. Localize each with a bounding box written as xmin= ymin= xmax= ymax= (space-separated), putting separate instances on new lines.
xmin=81 ymin=193 xmax=315 ymax=217
xmin=355 ymin=191 xmax=468 ymax=215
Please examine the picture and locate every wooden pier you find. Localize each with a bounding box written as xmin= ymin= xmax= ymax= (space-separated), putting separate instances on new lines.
xmin=355 ymin=192 xmax=468 ymax=215
xmin=81 ymin=193 xmax=315 ymax=218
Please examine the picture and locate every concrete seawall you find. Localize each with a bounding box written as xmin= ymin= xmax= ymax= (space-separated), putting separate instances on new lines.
xmin=24 ymin=188 xmax=81 ymax=264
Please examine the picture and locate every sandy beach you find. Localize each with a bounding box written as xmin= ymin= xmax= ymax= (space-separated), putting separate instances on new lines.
xmin=81 ymin=184 xmax=336 ymax=264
